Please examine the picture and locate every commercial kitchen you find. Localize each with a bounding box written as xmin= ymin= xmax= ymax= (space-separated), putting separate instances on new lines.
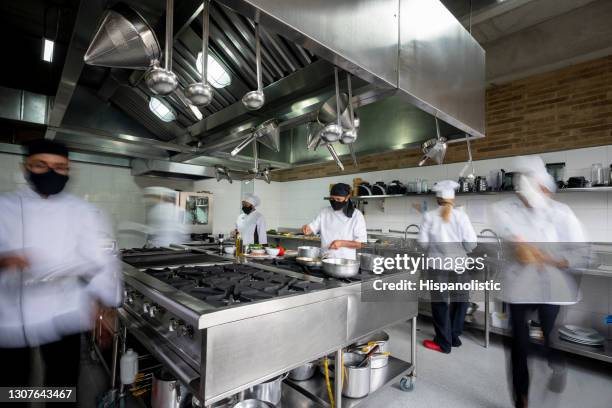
xmin=0 ymin=0 xmax=611 ymax=407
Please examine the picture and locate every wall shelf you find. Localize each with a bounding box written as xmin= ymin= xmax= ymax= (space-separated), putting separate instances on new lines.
xmin=350 ymin=186 xmax=612 ymax=200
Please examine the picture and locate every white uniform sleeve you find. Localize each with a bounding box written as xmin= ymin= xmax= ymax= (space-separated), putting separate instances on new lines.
xmin=77 ymin=205 xmax=123 ymax=307
xmin=257 ymin=214 xmax=268 ymax=245
xmin=418 ymin=212 xmax=431 ymax=250
xmin=460 ymin=212 xmax=478 ymax=253
xmin=353 ymin=212 xmax=367 ymax=243
xmin=308 ymin=210 xmax=323 ymax=235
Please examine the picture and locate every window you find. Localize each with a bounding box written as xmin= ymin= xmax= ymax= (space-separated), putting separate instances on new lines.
xmin=149 ymin=97 xmax=176 ymax=122
xmin=197 ymin=52 xmax=231 ymax=88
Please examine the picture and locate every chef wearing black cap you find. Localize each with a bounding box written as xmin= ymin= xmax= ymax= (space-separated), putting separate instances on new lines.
xmin=301 ymin=183 xmax=367 ymax=260
xmin=0 ymin=140 xmax=121 ymax=399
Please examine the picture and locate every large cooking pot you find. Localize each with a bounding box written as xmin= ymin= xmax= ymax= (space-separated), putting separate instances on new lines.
xmin=342 ymin=352 xmax=371 ymax=399
xmin=151 ymin=370 xmax=190 ymax=408
xmin=289 ymin=362 xmax=317 ymax=381
xmin=358 ymin=253 xmax=384 ymax=272
xmin=354 ymin=331 xmax=390 ymax=353
xmin=243 ymin=373 xmax=288 ymax=406
xmin=297 ymin=246 xmax=320 ymax=259
xmin=322 ymin=258 xmax=360 ymax=279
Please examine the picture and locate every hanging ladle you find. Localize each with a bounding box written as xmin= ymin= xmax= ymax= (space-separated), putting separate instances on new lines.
xmin=242 ymin=21 xmax=265 ymax=110
xmin=185 ymin=0 xmax=213 ymax=107
xmin=145 ymin=0 xmax=178 ymax=95
xmin=319 ymin=67 xmax=343 ymax=143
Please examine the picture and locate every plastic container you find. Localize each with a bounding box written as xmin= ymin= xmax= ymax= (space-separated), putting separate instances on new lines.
xmin=120 ymin=349 xmax=138 ymax=385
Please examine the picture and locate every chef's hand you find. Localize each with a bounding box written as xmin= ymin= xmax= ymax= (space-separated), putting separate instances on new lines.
xmin=328 ymin=240 xmax=345 ymax=250
xmin=0 ymin=255 xmax=30 ymax=270
xmin=302 ymin=225 xmax=313 ymax=235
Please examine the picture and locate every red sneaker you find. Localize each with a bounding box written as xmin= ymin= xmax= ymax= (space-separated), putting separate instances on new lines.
xmin=423 ymin=339 xmax=444 ymax=353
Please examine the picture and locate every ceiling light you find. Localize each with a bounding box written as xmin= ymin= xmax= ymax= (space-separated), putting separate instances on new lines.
xmin=189 ymin=104 xmax=203 ymax=120
xmin=149 ymin=97 xmax=176 ymax=122
xmin=197 ymin=52 xmax=231 ymax=88
xmin=42 ymin=38 xmax=54 ymax=62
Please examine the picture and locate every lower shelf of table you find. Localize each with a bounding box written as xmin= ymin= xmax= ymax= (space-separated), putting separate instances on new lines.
xmin=285 ymin=356 xmax=413 ymax=408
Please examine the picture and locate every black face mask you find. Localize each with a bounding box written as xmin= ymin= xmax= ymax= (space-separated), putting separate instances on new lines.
xmin=27 ymin=170 xmax=69 ymax=196
xmin=242 ymin=205 xmax=253 ymax=215
xmin=329 ymin=199 xmax=347 ymax=211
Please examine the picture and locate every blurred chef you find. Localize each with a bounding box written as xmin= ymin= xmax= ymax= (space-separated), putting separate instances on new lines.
xmin=491 ymin=156 xmax=587 ymax=408
xmin=418 ymin=180 xmax=477 ymax=354
xmin=302 ymin=183 xmax=367 ymax=260
xmin=0 ymin=140 xmax=122 ymax=395
xmin=144 ymin=186 xmax=188 ymax=247
xmin=236 ymin=193 xmax=267 ymax=246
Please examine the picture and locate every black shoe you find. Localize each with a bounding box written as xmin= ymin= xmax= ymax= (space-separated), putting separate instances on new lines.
xmin=452 ymin=338 xmax=462 ymax=347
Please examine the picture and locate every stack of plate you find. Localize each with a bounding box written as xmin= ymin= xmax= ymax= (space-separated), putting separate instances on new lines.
xmin=558 ymin=325 xmax=605 ymax=347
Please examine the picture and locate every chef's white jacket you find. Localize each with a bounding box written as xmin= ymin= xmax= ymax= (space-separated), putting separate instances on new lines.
xmin=490 ymin=196 xmax=589 ymax=304
xmin=236 ymin=210 xmax=267 ymax=246
xmin=147 ymin=202 xmax=189 ymax=246
xmin=0 ymin=187 xmax=122 ymax=348
xmin=308 ymin=207 xmax=367 ymax=260
xmin=418 ymin=207 xmax=478 ymax=273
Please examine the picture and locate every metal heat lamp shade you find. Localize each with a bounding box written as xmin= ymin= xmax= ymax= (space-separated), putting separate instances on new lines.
xmin=84 ymin=3 xmax=161 ymax=69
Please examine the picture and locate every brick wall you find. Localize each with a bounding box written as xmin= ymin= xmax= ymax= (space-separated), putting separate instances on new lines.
xmin=274 ymin=56 xmax=612 ymax=182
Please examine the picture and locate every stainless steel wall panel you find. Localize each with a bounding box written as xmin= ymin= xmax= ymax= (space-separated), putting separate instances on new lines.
xmin=398 ymin=0 xmax=486 ymax=138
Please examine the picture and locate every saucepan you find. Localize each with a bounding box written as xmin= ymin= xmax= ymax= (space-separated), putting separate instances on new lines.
xmin=322 ymin=258 xmax=360 ymax=279
xmin=297 ymin=246 xmax=320 ymax=259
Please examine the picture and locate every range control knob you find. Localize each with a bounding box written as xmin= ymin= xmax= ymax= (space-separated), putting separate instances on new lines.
xmin=168 ymin=318 xmax=178 ymax=332
xmin=143 ymin=302 xmax=150 ymax=314
xmin=148 ymin=304 xmax=159 ymax=318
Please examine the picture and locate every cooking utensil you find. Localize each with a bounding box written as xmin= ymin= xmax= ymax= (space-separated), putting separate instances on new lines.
xmin=322 ymin=258 xmax=360 ymax=278
xmin=418 ymin=117 xmax=447 ymax=166
xmin=326 ymin=143 xmax=345 ymax=171
xmin=242 ymin=22 xmax=265 ymax=110
xmin=289 ymin=361 xmax=317 ymax=381
xmin=296 ymin=257 xmax=322 ymax=267
xmin=320 ymin=67 xmax=344 ymax=143
xmin=84 ymin=3 xmax=161 ymax=69
xmin=358 ymin=253 xmax=384 ymax=272
xmin=459 ymin=134 xmax=476 ymax=181
xmin=185 ymin=0 xmax=213 ymax=107
xmin=369 ymin=352 xmax=390 ymax=369
xmin=357 ymin=344 xmax=379 ymax=368
xmin=354 ymin=331 xmax=390 ymax=353
xmin=591 ymin=163 xmax=605 ymax=186
xmin=145 ymin=0 xmax=178 ymax=95
xmin=306 ymin=122 xmax=323 ymax=150
xmin=254 ymin=119 xmax=280 ymax=152
xmin=243 ymin=373 xmax=288 ymax=406
xmin=215 ymin=165 xmax=233 ymax=183
xmin=151 ymin=370 xmax=189 ymax=408
xmin=297 ymin=246 xmax=320 ymax=259
xmin=340 ymin=73 xmax=359 ymax=144
xmin=342 ymin=352 xmax=371 ymax=399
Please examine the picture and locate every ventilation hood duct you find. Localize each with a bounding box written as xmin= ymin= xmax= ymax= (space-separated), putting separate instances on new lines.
xmin=131 ymin=159 xmax=217 ymax=180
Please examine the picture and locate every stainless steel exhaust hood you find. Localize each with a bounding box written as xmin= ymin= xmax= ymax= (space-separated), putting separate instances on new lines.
xmin=215 ymin=0 xmax=486 ymax=138
xmin=131 ymin=159 xmax=217 ymax=180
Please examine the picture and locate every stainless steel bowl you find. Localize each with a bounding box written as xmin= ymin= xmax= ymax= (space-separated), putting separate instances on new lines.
xmin=322 ymin=258 xmax=360 ymax=279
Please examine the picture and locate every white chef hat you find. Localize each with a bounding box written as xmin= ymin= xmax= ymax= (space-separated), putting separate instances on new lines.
xmin=512 ymin=156 xmax=557 ymax=192
xmin=243 ymin=193 xmax=261 ymax=207
xmin=432 ymin=180 xmax=459 ymax=199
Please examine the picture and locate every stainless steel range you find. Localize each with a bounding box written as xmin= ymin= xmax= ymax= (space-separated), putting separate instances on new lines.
xmin=118 ymin=249 xmax=418 ymax=406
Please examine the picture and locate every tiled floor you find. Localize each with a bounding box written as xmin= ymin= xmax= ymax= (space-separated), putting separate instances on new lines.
xmin=358 ymin=319 xmax=612 ymax=408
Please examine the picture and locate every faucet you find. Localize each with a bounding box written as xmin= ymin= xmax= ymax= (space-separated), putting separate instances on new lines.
xmin=479 ymin=228 xmax=503 ymax=260
xmin=404 ymin=224 xmax=420 ymax=249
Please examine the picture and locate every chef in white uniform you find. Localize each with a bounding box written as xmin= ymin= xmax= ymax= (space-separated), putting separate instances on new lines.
xmin=144 ymin=187 xmax=188 ymax=247
xmin=235 ymin=193 xmax=267 ymax=246
xmin=418 ymin=180 xmax=477 ymax=354
xmin=491 ymin=156 xmax=588 ymax=407
xmin=302 ymin=183 xmax=367 ymax=260
xmin=0 ymin=140 xmax=122 ymax=393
